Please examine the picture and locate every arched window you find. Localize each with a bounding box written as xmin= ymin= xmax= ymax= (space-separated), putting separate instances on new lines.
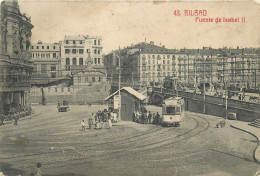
xmin=79 ymin=58 xmax=83 ymax=65
xmin=73 ymin=58 xmax=77 ymax=65
xmin=94 ymin=49 xmax=97 ymax=54
xmin=66 ymin=58 xmax=70 ymax=65
xmin=98 ymin=58 xmax=100 ymax=64
xmin=94 ymin=58 xmax=97 ymax=64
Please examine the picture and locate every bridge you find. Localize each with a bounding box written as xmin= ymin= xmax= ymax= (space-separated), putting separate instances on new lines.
xmin=148 ymin=86 xmax=260 ymax=122
xmin=110 ymin=82 xmax=260 ymax=122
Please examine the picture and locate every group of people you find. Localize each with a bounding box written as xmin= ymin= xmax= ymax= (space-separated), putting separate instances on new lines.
xmin=81 ymin=109 xmax=118 ymax=131
xmin=132 ymin=110 xmax=161 ymax=125
xmin=0 ymin=106 xmax=32 ymax=126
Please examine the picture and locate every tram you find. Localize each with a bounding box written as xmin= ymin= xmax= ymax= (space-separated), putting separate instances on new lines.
xmin=162 ymin=97 xmax=185 ymax=127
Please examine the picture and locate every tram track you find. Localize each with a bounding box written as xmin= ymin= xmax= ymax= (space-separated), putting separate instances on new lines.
xmin=0 ymin=112 xmax=210 ymax=169
xmin=45 ymin=113 xmax=210 ymax=169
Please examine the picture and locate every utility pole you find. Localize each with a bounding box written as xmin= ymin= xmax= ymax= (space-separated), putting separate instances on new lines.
xmin=118 ymin=46 xmax=121 ymax=122
xmin=254 ymin=67 xmax=257 ymax=90
xmin=131 ymin=72 xmax=134 ymax=88
xmin=194 ymin=56 xmax=197 ymax=94
xmin=203 ymin=57 xmax=206 ymax=114
xmin=176 ymin=79 xmax=178 ymax=97
xmin=187 ymin=54 xmax=189 ymax=86
xmin=234 ymin=56 xmax=237 ymax=86
xmin=225 ymin=81 xmax=228 ymax=119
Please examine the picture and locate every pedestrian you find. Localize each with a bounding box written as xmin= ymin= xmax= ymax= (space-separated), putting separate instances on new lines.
xmin=95 ymin=120 xmax=100 ymax=129
xmin=155 ymin=112 xmax=160 ymax=125
xmin=132 ymin=111 xmax=136 ymax=122
xmin=95 ymin=114 xmax=98 ymax=122
xmin=113 ymin=111 xmax=118 ymax=123
xmin=88 ymin=117 xmax=93 ymax=129
xmin=141 ymin=113 xmax=145 ymax=124
xmin=0 ymin=114 xmax=4 ymax=126
xmin=13 ymin=112 xmax=19 ymax=125
xmin=108 ymin=118 xmax=112 ymax=129
xmin=81 ymin=120 xmax=86 ymax=131
xmin=36 ymin=162 xmax=42 ymax=176
xmin=148 ymin=111 xmax=152 ymax=124
xmin=152 ymin=113 xmax=156 ymax=124
xmin=143 ymin=112 xmax=147 ymax=124
xmin=242 ymin=92 xmax=245 ymax=101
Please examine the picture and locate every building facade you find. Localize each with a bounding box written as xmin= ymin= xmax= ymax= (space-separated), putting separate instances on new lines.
xmin=104 ymin=42 xmax=178 ymax=86
xmin=31 ymin=41 xmax=61 ymax=84
xmin=72 ymin=64 xmax=110 ymax=103
xmin=105 ymin=42 xmax=260 ymax=91
xmin=0 ymin=0 xmax=34 ymax=115
xmin=60 ymin=35 xmax=103 ymax=76
xmin=217 ymin=48 xmax=260 ymax=90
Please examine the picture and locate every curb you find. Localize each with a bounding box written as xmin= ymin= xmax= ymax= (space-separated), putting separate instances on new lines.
xmin=230 ymin=124 xmax=260 ymax=164
xmin=1 ymin=113 xmax=41 ymax=126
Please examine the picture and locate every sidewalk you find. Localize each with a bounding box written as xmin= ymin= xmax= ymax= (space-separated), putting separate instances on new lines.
xmin=229 ymin=120 xmax=260 ymax=163
xmin=1 ymin=112 xmax=41 ymax=126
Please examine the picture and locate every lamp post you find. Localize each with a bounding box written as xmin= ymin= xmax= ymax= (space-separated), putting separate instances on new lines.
xmin=225 ymin=81 xmax=228 ymax=119
xmin=118 ymin=47 xmax=121 ymax=122
xmin=203 ymin=57 xmax=206 ymax=114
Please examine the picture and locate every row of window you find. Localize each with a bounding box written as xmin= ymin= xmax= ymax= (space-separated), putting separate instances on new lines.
xmin=65 ymin=58 xmax=102 ymax=65
xmin=141 ymin=72 xmax=173 ymax=76
xmin=64 ymin=49 xmax=101 ymax=55
xmin=32 ymin=46 xmax=57 ymax=50
xmin=48 ymin=87 xmax=70 ymax=93
xmin=77 ymin=76 xmax=102 ymax=83
xmin=33 ymin=64 xmax=57 ymax=74
xmin=0 ymin=74 xmax=30 ymax=83
xmin=143 ymin=60 xmax=172 ymax=65
xmin=32 ymin=53 xmax=57 ymax=59
xmin=142 ymin=65 xmax=172 ymax=71
xmin=142 ymin=55 xmax=175 ymax=59
xmin=65 ymin=39 xmax=101 ymax=46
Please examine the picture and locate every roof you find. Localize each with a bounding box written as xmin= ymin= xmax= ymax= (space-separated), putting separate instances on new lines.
xmin=71 ymin=65 xmax=107 ymax=75
xmin=164 ymin=97 xmax=184 ymax=106
xmin=105 ymin=87 xmax=147 ymax=101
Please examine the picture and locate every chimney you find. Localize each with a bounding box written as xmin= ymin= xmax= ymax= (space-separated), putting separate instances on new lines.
xmin=150 ymin=41 xmax=154 ymax=45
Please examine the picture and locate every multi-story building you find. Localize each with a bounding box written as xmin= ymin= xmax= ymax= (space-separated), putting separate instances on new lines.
xmin=30 ymin=41 xmax=61 ymax=84
xmin=217 ymin=47 xmax=260 ymax=89
xmin=30 ymin=35 xmax=109 ymax=104
xmin=60 ymin=35 xmax=103 ymax=76
xmin=105 ymin=42 xmax=260 ymax=91
xmin=0 ymin=0 xmax=34 ymax=115
xmin=104 ymin=41 xmax=178 ymax=86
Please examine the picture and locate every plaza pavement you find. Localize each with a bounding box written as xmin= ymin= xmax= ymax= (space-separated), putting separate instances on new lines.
xmin=3 ymin=105 xmax=260 ymax=165
xmin=229 ymin=120 xmax=260 ymax=164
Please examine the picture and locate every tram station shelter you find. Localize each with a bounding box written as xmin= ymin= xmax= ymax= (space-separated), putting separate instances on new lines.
xmin=105 ymin=87 xmax=147 ymax=121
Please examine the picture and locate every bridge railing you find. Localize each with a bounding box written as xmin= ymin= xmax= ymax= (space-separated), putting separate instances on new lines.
xmin=149 ymin=86 xmax=260 ymax=113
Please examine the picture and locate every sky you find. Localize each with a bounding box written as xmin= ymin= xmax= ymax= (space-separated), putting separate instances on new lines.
xmin=15 ymin=0 xmax=260 ymax=54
